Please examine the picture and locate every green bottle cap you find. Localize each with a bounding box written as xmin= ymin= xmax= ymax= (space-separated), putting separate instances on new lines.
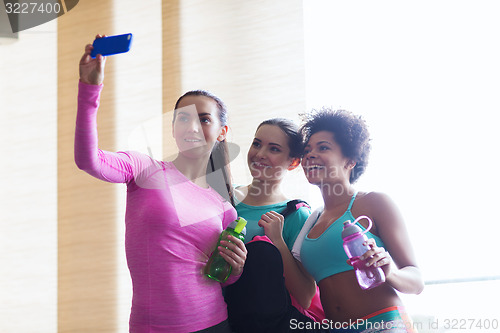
xmin=233 ymin=217 xmax=247 ymax=234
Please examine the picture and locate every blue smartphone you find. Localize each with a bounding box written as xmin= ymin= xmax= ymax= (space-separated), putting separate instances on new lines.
xmin=90 ymin=33 xmax=133 ymax=58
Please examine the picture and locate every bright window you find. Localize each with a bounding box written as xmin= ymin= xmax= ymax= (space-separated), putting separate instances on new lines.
xmin=304 ymin=0 xmax=500 ymax=328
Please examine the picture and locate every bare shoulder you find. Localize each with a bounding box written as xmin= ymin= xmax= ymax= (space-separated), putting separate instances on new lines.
xmin=354 ymin=191 xmax=403 ymax=230
xmin=233 ymin=185 xmax=248 ymax=202
xmin=355 ymin=191 xmax=395 ymax=210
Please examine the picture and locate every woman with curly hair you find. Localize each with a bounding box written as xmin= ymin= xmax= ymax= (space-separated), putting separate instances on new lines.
xmin=292 ymin=108 xmax=424 ymax=332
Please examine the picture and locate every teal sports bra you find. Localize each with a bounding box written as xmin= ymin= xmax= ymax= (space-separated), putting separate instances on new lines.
xmin=300 ymin=192 xmax=385 ymax=283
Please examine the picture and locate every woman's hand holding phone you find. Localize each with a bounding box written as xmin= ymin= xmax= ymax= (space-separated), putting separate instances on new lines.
xmin=79 ymin=34 xmax=107 ymax=85
xmin=90 ymin=33 xmax=133 ymax=58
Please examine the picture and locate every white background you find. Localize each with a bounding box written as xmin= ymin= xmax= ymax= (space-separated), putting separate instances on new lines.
xmin=303 ymin=0 xmax=500 ymax=328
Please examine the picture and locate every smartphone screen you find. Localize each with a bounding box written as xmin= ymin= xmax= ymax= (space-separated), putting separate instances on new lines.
xmin=90 ymin=33 xmax=133 ymax=58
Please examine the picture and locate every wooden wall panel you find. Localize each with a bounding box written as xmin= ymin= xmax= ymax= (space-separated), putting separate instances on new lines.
xmin=57 ymin=1 xmax=118 ymax=332
xmin=162 ymin=0 xmax=182 ymax=161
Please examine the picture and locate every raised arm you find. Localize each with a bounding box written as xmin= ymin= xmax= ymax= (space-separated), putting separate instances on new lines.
xmin=74 ymin=37 xmax=134 ymax=184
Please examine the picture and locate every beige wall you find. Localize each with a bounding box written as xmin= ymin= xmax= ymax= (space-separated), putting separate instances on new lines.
xmin=0 ymin=1 xmax=307 ymax=332
xmin=176 ymin=0 xmax=307 ymax=188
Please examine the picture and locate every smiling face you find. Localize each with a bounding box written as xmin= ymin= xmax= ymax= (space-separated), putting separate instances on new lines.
xmin=302 ymin=131 xmax=354 ymax=186
xmin=173 ymin=95 xmax=227 ymax=159
xmin=247 ymin=124 xmax=298 ymax=182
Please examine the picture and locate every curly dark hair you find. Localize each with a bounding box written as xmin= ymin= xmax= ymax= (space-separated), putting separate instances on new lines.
xmin=300 ymin=108 xmax=371 ymax=184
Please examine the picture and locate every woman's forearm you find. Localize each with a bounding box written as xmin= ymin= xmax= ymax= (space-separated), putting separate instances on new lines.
xmin=75 ymin=81 xmax=103 ymax=173
xmin=386 ymin=265 xmax=424 ymax=295
xmin=74 ymin=81 xmax=133 ymax=183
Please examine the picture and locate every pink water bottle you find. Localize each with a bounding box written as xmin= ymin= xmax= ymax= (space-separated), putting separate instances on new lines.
xmin=341 ymin=216 xmax=385 ymax=290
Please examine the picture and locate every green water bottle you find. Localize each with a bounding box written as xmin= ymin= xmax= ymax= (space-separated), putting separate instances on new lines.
xmin=204 ymin=217 xmax=247 ymax=282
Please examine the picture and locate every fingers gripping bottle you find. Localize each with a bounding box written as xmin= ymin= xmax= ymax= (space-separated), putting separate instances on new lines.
xmin=341 ymin=216 xmax=385 ymax=290
xmin=204 ymin=217 xmax=247 ymax=283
